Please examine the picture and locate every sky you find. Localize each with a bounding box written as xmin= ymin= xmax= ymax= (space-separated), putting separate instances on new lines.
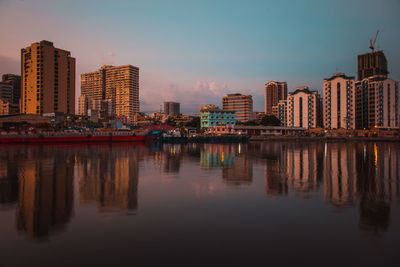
xmin=0 ymin=0 xmax=399 ymax=114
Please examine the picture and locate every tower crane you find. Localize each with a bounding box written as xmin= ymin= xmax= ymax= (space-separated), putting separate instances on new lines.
xmin=369 ymin=30 xmax=379 ymax=52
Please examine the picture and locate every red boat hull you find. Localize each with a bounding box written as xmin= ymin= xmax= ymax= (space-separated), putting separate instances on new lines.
xmin=0 ymin=134 xmax=150 ymax=143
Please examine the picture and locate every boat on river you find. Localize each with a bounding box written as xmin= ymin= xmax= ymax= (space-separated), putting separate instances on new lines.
xmin=0 ymin=131 xmax=152 ymax=144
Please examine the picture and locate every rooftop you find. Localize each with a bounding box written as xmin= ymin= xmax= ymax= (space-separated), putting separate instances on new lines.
xmin=324 ymin=73 xmax=355 ymax=81
xmin=290 ymin=86 xmax=318 ymax=95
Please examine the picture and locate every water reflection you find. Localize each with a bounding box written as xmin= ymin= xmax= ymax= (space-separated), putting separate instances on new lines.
xmin=253 ymin=141 xmax=400 ymax=234
xmin=17 ymin=150 xmax=74 ymax=239
xmin=0 ymin=150 xmax=20 ymax=206
xmin=0 ymin=142 xmax=399 ymax=241
xmin=77 ymin=146 xmax=141 ymax=212
xmin=199 ymin=144 xmax=252 ymax=185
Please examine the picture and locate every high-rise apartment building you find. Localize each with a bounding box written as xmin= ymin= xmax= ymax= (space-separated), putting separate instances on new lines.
xmin=272 ymin=100 xmax=287 ymax=126
xmin=78 ymin=95 xmax=90 ymax=116
xmin=323 ymin=73 xmax=356 ymax=129
xmin=0 ymin=82 xmax=13 ymax=103
xmin=287 ymin=87 xmax=322 ymax=129
xmin=222 ymin=93 xmax=253 ymax=122
xmin=81 ymin=65 xmax=139 ymax=120
xmin=355 ymin=75 xmax=399 ymax=129
xmin=21 ymin=40 xmax=75 ymax=115
xmin=265 ymin=81 xmax=287 ymax=115
xmin=0 ymin=77 xmax=20 ymax=115
xmin=2 ymin=74 xmax=21 ymax=105
xmin=164 ymin=101 xmax=180 ymax=116
xmin=357 ymin=51 xmax=388 ymax=81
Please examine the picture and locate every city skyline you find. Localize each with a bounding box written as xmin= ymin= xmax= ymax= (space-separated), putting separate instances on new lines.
xmin=0 ymin=0 xmax=399 ymax=113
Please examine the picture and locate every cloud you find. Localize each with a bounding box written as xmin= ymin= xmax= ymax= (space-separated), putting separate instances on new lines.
xmin=140 ymin=78 xmax=232 ymax=114
xmin=193 ymin=80 xmax=230 ymax=96
xmin=101 ymin=51 xmax=116 ymax=65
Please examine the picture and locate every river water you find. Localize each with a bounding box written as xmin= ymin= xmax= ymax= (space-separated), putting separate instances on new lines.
xmin=0 ymin=142 xmax=399 ymax=266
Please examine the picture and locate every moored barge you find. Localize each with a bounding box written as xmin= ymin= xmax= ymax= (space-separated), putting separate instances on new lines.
xmin=0 ymin=132 xmax=151 ymax=144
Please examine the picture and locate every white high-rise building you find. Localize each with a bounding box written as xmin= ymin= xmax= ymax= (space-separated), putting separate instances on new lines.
xmin=287 ymin=87 xmax=322 ymax=129
xmin=323 ymin=73 xmax=356 ymax=129
xmin=355 ymin=76 xmax=399 ymax=129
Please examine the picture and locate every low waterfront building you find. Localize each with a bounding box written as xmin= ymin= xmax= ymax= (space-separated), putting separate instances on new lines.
xmin=151 ymin=112 xmax=169 ymax=123
xmin=0 ymin=99 xmax=19 ymax=116
xmin=200 ymin=105 xmax=236 ymax=129
xmin=323 ymin=73 xmax=356 ymax=129
xmin=233 ymin=125 xmax=305 ymax=136
xmin=287 ymin=87 xmax=322 ymax=129
xmin=0 ymin=114 xmax=52 ymax=129
xmin=355 ymin=75 xmax=399 ymax=129
xmin=222 ymin=93 xmax=254 ymax=122
xmin=203 ymin=124 xmax=236 ymax=135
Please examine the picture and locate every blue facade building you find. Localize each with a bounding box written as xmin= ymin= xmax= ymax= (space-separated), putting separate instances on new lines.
xmin=200 ymin=105 xmax=236 ymax=129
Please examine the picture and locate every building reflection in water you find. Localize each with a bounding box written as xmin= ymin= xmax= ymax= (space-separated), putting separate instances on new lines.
xmin=1 ymin=145 xmax=143 ymax=239
xmin=259 ymin=141 xmax=400 ymax=233
xmin=77 ymin=146 xmax=140 ymax=212
xmin=323 ymin=143 xmax=358 ymax=206
xmin=264 ymin=159 xmax=288 ymax=197
xmin=253 ymin=142 xmax=323 ymax=198
xmin=200 ymin=144 xmax=253 ymax=185
xmin=0 ymin=150 xmax=19 ymax=207
xmin=16 ymin=148 xmax=74 ymax=239
xmin=356 ymin=143 xmax=399 ymax=234
xmin=285 ymin=143 xmax=323 ymax=197
xmin=0 ymin=142 xmax=399 ymax=240
xmin=151 ymin=144 xmax=184 ymax=174
xmin=162 ymin=144 xmax=182 ymax=173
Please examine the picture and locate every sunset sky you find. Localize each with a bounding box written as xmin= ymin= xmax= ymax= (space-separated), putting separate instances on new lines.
xmin=0 ymin=0 xmax=399 ymax=113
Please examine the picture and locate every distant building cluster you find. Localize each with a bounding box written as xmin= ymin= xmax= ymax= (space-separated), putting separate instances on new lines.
xmin=267 ymin=50 xmax=399 ymax=130
xmin=0 ymin=39 xmax=398 ymax=131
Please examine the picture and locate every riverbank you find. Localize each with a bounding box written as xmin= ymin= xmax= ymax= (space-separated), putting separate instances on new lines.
xmin=249 ymin=135 xmax=400 ymax=142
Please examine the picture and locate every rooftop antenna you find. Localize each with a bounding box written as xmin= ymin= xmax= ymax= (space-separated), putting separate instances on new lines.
xmin=369 ymin=30 xmax=379 ymax=52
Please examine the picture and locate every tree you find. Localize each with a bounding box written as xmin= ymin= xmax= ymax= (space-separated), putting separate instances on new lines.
xmin=165 ymin=117 xmax=176 ymax=127
xmin=242 ymin=120 xmax=259 ymax=126
xmin=184 ymin=117 xmax=200 ymax=129
xmin=260 ymin=115 xmax=281 ymax=126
